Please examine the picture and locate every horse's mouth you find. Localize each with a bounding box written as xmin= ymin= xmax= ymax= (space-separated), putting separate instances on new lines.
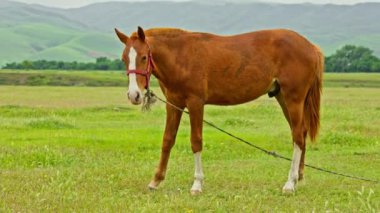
xmin=130 ymin=100 xmax=142 ymax=105
xmin=128 ymin=97 xmax=142 ymax=105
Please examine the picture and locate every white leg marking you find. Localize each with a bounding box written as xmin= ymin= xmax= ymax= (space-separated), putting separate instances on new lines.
xmin=283 ymin=143 xmax=302 ymax=193
xmin=127 ymin=48 xmax=142 ymax=104
xmin=191 ymin=152 xmax=204 ymax=195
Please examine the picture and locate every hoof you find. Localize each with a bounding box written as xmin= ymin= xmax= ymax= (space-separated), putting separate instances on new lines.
xmin=282 ymin=182 xmax=295 ymax=194
xmin=148 ymin=185 xmax=157 ymax=191
xmin=282 ymin=187 xmax=295 ymax=195
xmin=148 ymin=181 xmax=159 ymax=190
xmin=190 ymin=189 xmax=202 ymax=196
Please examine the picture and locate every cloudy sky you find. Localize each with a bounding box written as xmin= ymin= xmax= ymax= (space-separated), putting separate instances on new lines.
xmin=12 ymin=0 xmax=380 ymax=8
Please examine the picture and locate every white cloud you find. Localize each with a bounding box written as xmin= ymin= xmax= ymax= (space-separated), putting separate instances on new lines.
xmin=11 ymin=0 xmax=380 ymax=8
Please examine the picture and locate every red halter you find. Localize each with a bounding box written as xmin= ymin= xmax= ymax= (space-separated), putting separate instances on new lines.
xmin=126 ymin=44 xmax=154 ymax=90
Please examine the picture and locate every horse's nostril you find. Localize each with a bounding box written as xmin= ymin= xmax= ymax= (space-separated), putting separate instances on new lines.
xmin=135 ymin=92 xmax=140 ymax=102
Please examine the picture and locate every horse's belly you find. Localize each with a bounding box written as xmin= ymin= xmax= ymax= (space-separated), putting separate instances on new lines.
xmin=205 ymin=82 xmax=270 ymax=105
xmin=204 ymin=60 xmax=274 ymax=105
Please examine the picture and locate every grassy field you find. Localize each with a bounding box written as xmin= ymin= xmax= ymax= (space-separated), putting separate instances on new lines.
xmin=0 ymin=72 xmax=379 ymax=211
xmin=1 ymin=70 xmax=380 ymax=88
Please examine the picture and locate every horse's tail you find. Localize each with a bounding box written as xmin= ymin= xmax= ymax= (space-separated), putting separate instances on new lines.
xmin=304 ymin=46 xmax=323 ymax=142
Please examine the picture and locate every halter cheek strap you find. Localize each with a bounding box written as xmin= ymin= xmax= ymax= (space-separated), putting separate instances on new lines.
xmin=126 ymin=45 xmax=154 ymax=90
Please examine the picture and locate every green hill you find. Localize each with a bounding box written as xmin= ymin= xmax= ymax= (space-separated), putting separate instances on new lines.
xmin=1 ymin=0 xmax=380 ymax=66
xmin=0 ymin=23 xmax=122 ymax=65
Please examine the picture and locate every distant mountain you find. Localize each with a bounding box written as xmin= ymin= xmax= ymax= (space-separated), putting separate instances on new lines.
xmin=0 ymin=0 xmax=380 ymax=66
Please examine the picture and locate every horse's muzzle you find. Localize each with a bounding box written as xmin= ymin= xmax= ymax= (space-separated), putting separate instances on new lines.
xmin=127 ymin=90 xmax=142 ymax=105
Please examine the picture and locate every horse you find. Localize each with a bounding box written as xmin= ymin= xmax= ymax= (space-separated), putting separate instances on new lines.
xmin=115 ymin=26 xmax=323 ymax=194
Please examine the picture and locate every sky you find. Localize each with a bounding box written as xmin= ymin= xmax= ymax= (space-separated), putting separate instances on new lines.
xmin=11 ymin=0 xmax=380 ymax=8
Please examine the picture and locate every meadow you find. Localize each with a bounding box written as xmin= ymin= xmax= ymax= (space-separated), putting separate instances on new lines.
xmin=0 ymin=71 xmax=379 ymax=211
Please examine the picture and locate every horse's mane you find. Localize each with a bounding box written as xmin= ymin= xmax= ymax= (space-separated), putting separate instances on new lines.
xmin=131 ymin=28 xmax=189 ymax=38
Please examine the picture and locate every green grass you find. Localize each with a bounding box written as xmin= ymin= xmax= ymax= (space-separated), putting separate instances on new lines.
xmin=0 ymin=72 xmax=379 ymax=211
xmin=1 ymin=70 xmax=379 ymax=88
xmin=0 ymin=70 xmax=130 ymax=87
xmin=323 ymin=73 xmax=380 ymax=88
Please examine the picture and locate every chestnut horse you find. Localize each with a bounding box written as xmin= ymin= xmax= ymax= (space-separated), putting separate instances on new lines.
xmin=115 ymin=27 xmax=323 ymax=194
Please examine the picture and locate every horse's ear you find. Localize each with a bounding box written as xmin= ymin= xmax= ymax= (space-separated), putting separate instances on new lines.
xmin=137 ymin=26 xmax=145 ymax=42
xmin=115 ymin=28 xmax=129 ymax=44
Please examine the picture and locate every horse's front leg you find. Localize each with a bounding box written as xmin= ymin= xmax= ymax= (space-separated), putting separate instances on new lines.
xmin=148 ymin=102 xmax=183 ymax=190
xmin=187 ymin=97 xmax=205 ymax=195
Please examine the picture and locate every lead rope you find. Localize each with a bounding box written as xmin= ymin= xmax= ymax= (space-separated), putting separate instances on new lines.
xmin=146 ymin=90 xmax=379 ymax=183
xmin=142 ymin=89 xmax=156 ymax=111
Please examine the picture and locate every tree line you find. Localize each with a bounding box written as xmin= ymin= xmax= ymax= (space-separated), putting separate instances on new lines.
xmin=2 ymin=57 xmax=124 ymax=71
xmin=325 ymin=45 xmax=380 ymax=72
xmin=2 ymin=45 xmax=380 ymax=72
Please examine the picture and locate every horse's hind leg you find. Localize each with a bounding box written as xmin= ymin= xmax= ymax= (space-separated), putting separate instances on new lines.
xmin=275 ymin=93 xmax=290 ymax=124
xmin=279 ymin=97 xmax=306 ymax=193
xmin=148 ymin=102 xmax=183 ymax=189
xmin=276 ymin=93 xmax=307 ymax=182
xmin=298 ymin=130 xmax=307 ymax=181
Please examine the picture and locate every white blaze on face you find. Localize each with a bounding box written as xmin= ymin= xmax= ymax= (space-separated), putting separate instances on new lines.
xmin=129 ymin=47 xmax=137 ymax=70
xmin=127 ymin=47 xmax=142 ymax=104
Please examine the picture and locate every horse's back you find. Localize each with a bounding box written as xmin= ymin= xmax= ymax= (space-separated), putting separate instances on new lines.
xmin=192 ymin=28 xmax=319 ymax=73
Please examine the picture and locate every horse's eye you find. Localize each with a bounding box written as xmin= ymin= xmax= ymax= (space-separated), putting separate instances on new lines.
xmin=142 ymin=56 xmax=147 ymax=61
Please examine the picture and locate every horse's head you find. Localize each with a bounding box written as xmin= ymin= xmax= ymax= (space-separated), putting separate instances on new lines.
xmin=115 ymin=26 xmax=152 ymax=105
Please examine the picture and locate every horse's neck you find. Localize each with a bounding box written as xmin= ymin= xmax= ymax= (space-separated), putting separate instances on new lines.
xmin=149 ymin=37 xmax=182 ymax=86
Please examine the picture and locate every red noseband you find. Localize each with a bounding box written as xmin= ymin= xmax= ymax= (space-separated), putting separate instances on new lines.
xmin=126 ymin=45 xmax=154 ymax=90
